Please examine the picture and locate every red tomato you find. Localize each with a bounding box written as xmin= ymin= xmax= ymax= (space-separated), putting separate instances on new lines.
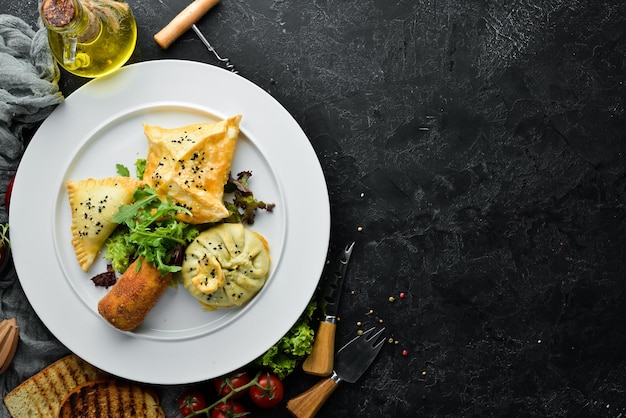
xmin=249 ymin=372 xmax=284 ymax=408
xmin=210 ymin=400 xmax=248 ymax=418
xmin=177 ymin=391 xmax=207 ymax=417
xmin=4 ymin=175 xmax=14 ymax=212
xmin=213 ymin=371 xmax=251 ymax=399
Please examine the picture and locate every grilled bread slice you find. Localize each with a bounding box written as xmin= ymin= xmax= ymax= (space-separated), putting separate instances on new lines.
xmin=3 ymin=354 xmax=107 ymax=417
xmin=58 ymin=379 xmax=164 ymax=418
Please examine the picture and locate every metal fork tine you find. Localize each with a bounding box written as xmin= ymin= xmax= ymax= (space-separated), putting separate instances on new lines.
xmin=366 ymin=327 xmax=386 ymax=348
xmin=360 ymin=327 xmax=376 ymax=339
xmin=337 ymin=326 xmax=386 ymax=354
xmin=327 ymin=325 xmax=386 ymax=384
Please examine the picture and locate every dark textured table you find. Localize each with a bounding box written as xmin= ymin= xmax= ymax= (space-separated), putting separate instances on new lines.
xmin=1 ymin=0 xmax=626 ymax=417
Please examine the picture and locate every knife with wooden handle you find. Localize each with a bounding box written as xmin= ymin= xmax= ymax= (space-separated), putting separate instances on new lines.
xmin=302 ymin=241 xmax=355 ymax=376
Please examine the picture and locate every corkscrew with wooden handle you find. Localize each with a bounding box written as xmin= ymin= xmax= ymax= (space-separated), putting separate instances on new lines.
xmin=154 ymin=0 xmax=238 ymax=73
xmin=302 ymin=241 xmax=355 ymax=376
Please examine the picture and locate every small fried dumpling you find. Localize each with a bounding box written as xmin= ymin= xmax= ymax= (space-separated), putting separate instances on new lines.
xmin=67 ymin=176 xmax=142 ymax=272
xmin=182 ymin=223 xmax=270 ymax=310
xmin=142 ymin=115 xmax=242 ymax=224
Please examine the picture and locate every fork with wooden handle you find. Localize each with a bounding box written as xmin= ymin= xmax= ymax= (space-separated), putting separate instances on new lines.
xmin=288 ymin=327 xmax=385 ymax=418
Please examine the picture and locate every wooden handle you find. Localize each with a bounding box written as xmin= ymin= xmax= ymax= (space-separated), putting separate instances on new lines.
xmin=302 ymin=321 xmax=336 ymax=376
xmin=286 ymin=377 xmax=338 ymax=418
xmin=154 ymin=0 xmax=221 ymax=49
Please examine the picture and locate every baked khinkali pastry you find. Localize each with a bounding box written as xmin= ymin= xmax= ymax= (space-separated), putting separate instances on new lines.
xmin=182 ymin=223 xmax=270 ymax=310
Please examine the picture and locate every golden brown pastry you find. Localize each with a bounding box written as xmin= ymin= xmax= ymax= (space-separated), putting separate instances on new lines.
xmin=182 ymin=223 xmax=270 ymax=310
xmin=67 ymin=176 xmax=142 ymax=272
xmin=97 ymin=257 xmax=172 ymax=331
xmin=142 ymin=115 xmax=242 ymax=224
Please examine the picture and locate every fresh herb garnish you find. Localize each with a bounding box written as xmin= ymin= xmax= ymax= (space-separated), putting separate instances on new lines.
xmin=135 ymin=158 xmax=146 ymax=179
xmin=116 ymin=160 xmax=146 ymax=179
xmin=110 ymin=185 xmax=198 ymax=276
xmin=116 ymin=163 xmax=130 ymax=177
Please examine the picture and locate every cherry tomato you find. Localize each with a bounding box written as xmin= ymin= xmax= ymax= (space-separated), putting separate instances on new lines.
xmin=249 ymin=372 xmax=284 ymax=408
xmin=213 ymin=370 xmax=251 ymax=399
xmin=4 ymin=175 xmax=14 ymax=212
xmin=210 ymin=400 xmax=248 ymax=418
xmin=177 ymin=391 xmax=207 ymax=417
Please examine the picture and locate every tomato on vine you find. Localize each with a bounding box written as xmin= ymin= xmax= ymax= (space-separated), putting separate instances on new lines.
xmin=249 ymin=372 xmax=284 ymax=408
xmin=214 ymin=370 xmax=251 ymax=399
xmin=177 ymin=391 xmax=207 ymax=417
xmin=4 ymin=175 xmax=14 ymax=212
xmin=211 ymin=400 xmax=248 ymax=418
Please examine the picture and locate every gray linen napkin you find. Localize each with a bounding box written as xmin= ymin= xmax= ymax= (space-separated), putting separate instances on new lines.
xmin=0 ymin=14 xmax=63 ymax=224
xmin=0 ymin=14 xmax=66 ymax=418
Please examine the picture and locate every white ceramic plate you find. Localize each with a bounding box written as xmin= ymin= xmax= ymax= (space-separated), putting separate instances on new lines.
xmin=10 ymin=60 xmax=330 ymax=384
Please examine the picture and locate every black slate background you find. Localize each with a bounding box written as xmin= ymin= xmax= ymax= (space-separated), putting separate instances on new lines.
xmin=2 ymin=0 xmax=626 ymax=417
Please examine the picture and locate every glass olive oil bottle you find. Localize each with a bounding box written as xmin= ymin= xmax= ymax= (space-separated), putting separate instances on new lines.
xmin=40 ymin=0 xmax=137 ymax=78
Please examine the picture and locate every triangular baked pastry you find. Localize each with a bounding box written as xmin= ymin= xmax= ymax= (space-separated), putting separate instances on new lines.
xmin=142 ymin=115 xmax=242 ymax=224
xmin=67 ymin=176 xmax=142 ymax=272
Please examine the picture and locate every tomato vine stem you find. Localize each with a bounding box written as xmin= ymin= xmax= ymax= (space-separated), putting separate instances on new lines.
xmin=187 ymin=370 xmax=263 ymax=417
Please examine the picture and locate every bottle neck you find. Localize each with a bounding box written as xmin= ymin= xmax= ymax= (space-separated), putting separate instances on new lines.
xmin=41 ymin=0 xmax=90 ymax=35
xmin=41 ymin=0 xmax=101 ymax=43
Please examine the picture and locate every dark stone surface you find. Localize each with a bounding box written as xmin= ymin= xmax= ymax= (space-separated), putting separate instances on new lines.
xmin=2 ymin=0 xmax=626 ymax=417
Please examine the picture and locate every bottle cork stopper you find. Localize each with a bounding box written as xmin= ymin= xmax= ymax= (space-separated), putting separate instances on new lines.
xmin=41 ymin=0 xmax=76 ymax=27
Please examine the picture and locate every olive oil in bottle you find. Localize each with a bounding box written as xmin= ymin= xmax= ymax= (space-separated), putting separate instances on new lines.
xmin=40 ymin=0 xmax=137 ymax=78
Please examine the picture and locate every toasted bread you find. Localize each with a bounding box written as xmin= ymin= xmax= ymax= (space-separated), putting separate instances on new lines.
xmin=3 ymin=354 xmax=107 ymax=417
xmin=58 ymin=379 xmax=164 ymax=418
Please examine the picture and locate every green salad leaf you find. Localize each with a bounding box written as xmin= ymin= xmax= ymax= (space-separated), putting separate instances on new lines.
xmin=103 ymin=231 xmax=135 ymax=274
xmin=223 ymin=171 xmax=275 ymax=225
xmin=254 ymin=297 xmax=317 ymax=379
xmin=135 ymin=158 xmax=146 ymax=179
xmin=107 ymin=185 xmax=199 ymax=276
xmin=115 ymin=163 xmax=130 ymax=177
xmin=116 ymin=160 xmax=146 ymax=180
